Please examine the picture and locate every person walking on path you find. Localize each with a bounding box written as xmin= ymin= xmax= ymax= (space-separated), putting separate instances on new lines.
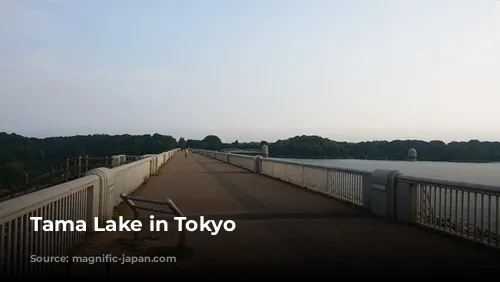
xmin=184 ymin=148 xmax=188 ymax=158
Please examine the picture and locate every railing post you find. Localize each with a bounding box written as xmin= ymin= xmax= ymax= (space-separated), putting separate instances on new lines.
xmin=78 ymin=156 xmax=82 ymax=177
xmin=86 ymin=184 xmax=97 ymax=232
xmin=60 ymin=164 xmax=64 ymax=181
xmin=301 ymin=165 xmax=305 ymax=187
xmin=65 ymin=158 xmax=69 ymax=182
xmin=49 ymin=164 xmax=54 ymax=184
xmin=255 ymin=156 xmax=263 ymax=174
xmin=111 ymin=156 xmax=120 ymax=168
xmin=361 ymin=174 xmax=372 ymax=209
xmin=85 ymin=167 xmax=115 ymax=224
xmin=370 ymin=169 xmax=402 ymax=219
xmin=35 ymin=174 xmax=40 ymax=190
xmin=24 ymin=173 xmax=29 ymax=194
xmin=119 ymin=155 xmax=126 ymax=166
xmin=395 ymin=177 xmax=416 ymax=222
xmin=85 ymin=155 xmax=89 ymax=173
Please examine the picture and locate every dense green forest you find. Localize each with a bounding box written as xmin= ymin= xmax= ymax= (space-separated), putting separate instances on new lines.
xmin=187 ymin=135 xmax=500 ymax=162
xmin=1 ymin=132 xmax=499 ymax=189
xmin=0 ymin=132 xmax=178 ymax=189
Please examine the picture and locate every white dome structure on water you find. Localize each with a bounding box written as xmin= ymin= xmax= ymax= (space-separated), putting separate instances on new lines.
xmin=407 ymin=148 xmax=417 ymax=161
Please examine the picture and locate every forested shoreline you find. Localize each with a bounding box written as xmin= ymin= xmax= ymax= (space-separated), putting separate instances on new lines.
xmin=0 ymin=132 xmax=180 ymax=188
xmin=187 ymin=135 xmax=500 ymax=162
xmin=1 ymin=132 xmax=499 ymax=188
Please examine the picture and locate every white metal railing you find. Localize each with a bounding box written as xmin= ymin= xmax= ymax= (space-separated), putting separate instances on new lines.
xmin=0 ymin=176 xmax=97 ymax=276
xmin=0 ymin=148 xmax=180 ymax=276
xmin=197 ymin=150 xmax=369 ymax=207
xmin=260 ymin=158 xmax=368 ymax=206
xmin=196 ymin=149 xmax=500 ymax=249
xmin=399 ymin=175 xmax=500 ymax=248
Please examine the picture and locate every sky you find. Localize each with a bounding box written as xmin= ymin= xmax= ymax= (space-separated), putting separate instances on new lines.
xmin=0 ymin=0 xmax=499 ymax=143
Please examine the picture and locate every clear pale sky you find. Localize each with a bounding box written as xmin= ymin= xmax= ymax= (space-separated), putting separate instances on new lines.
xmin=0 ymin=0 xmax=499 ymax=143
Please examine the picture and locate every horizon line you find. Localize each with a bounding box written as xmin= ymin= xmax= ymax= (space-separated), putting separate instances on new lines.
xmin=0 ymin=131 xmax=495 ymax=145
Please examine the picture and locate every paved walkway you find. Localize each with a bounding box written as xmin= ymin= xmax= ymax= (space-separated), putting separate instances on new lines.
xmin=49 ymin=152 xmax=500 ymax=278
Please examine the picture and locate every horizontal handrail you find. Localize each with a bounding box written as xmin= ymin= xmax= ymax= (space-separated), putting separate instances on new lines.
xmin=216 ymin=150 xmax=371 ymax=175
xmin=228 ymin=153 xmax=256 ymax=159
xmin=109 ymin=157 xmax=154 ymax=174
xmin=263 ymin=157 xmax=372 ymax=175
xmin=399 ymin=175 xmax=500 ymax=194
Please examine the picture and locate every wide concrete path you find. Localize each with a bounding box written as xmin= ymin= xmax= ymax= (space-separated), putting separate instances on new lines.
xmin=54 ymin=152 xmax=500 ymax=278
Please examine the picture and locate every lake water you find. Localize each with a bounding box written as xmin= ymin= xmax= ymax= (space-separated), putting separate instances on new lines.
xmin=274 ymin=158 xmax=500 ymax=187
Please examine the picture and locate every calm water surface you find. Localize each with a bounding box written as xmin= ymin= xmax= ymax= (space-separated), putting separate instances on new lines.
xmin=274 ymin=158 xmax=500 ymax=187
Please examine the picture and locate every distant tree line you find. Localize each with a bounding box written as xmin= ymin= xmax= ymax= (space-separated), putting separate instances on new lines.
xmin=0 ymin=132 xmax=179 ymax=189
xmin=2 ymin=132 xmax=499 ymax=189
xmin=187 ymin=135 xmax=500 ymax=163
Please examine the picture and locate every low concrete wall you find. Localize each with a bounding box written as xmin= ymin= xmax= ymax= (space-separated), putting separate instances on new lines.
xmin=228 ymin=154 xmax=257 ymax=172
xmin=110 ymin=158 xmax=152 ymax=206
